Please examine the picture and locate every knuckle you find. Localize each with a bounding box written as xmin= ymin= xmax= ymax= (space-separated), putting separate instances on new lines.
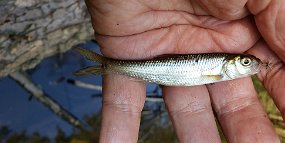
xmin=169 ymin=100 xmax=211 ymax=117
xmin=103 ymin=100 xmax=143 ymax=114
xmin=102 ymin=92 xmax=145 ymax=114
xmin=215 ymin=95 xmax=259 ymax=117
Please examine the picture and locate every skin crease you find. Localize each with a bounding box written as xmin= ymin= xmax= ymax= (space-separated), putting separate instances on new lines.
xmin=84 ymin=0 xmax=285 ymax=143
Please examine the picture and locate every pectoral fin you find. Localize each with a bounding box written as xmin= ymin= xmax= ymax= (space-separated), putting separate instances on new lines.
xmin=129 ymin=77 xmax=145 ymax=82
xmin=201 ymin=75 xmax=223 ymax=80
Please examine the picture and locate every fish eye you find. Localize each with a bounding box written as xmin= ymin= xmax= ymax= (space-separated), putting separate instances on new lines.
xmin=241 ymin=57 xmax=252 ymax=66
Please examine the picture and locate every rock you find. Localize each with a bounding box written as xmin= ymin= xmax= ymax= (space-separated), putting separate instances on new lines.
xmin=0 ymin=0 xmax=93 ymax=77
xmin=14 ymin=0 xmax=40 ymax=7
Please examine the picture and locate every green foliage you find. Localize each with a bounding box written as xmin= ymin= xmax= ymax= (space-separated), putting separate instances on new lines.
xmin=139 ymin=112 xmax=178 ymax=143
xmin=0 ymin=126 xmax=10 ymax=141
xmin=55 ymin=128 xmax=69 ymax=143
xmin=0 ymin=113 xmax=102 ymax=143
xmin=4 ymin=131 xmax=50 ymax=143
xmin=252 ymin=76 xmax=279 ymax=114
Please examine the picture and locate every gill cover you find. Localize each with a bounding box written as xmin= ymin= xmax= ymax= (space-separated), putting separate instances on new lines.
xmin=223 ymin=55 xmax=260 ymax=79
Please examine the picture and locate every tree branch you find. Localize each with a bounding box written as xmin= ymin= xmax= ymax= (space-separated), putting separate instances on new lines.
xmin=10 ymin=71 xmax=90 ymax=131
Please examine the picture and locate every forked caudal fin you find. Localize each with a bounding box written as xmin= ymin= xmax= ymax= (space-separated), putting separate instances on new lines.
xmin=73 ymin=46 xmax=107 ymax=76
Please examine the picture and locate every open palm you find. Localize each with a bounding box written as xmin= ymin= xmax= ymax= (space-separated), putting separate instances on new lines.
xmin=85 ymin=0 xmax=285 ymax=142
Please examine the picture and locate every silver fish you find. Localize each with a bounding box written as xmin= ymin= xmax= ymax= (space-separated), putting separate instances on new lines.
xmin=74 ymin=47 xmax=262 ymax=86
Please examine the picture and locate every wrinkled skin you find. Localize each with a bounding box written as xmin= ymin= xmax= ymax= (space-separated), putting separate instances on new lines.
xmin=84 ymin=0 xmax=285 ymax=142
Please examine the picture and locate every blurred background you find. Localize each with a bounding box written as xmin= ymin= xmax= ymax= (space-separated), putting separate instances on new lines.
xmin=0 ymin=0 xmax=284 ymax=142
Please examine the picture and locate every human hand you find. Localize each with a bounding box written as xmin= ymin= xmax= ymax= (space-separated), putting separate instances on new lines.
xmin=84 ymin=0 xmax=285 ymax=142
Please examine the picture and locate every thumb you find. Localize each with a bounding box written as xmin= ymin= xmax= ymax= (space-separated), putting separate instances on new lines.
xmin=247 ymin=40 xmax=285 ymax=119
xmin=247 ymin=0 xmax=285 ymax=62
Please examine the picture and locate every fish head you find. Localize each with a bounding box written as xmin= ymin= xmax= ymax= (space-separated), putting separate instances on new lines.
xmin=224 ymin=54 xmax=262 ymax=79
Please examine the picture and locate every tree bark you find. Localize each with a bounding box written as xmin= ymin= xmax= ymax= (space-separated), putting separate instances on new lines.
xmin=0 ymin=0 xmax=94 ymax=77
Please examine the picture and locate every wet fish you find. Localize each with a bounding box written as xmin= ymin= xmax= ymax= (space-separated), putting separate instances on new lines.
xmin=74 ymin=47 xmax=262 ymax=86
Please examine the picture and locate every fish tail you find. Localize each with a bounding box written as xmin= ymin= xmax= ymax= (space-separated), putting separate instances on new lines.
xmin=73 ymin=46 xmax=108 ymax=76
xmin=73 ymin=46 xmax=106 ymax=64
xmin=74 ymin=66 xmax=104 ymax=76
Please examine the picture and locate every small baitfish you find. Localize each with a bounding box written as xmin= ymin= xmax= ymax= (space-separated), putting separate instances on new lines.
xmin=74 ymin=47 xmax=262 ymax=86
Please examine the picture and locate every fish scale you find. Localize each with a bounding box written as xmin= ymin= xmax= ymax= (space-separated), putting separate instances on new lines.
xmin=74 ymin=47 xmax=262 ymax=86
xmin=106 ymin=54 xmax=228 ymax=86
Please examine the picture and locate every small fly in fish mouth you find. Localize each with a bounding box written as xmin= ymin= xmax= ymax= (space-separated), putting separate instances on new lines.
xmin=73 ymin=47 xmax=263 ymax=86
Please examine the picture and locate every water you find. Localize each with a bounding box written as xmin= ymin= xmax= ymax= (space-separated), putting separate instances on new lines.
xmin=0 ymin=41 xmax=169 ymax=142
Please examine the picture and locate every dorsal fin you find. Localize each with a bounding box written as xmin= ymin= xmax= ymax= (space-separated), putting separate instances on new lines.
xmin=153 ymin=54 xmax=191 ymax=61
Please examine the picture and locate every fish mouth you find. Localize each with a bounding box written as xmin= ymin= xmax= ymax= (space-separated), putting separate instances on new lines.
xmin=252 ymin=62 xmax=263 ymax=73
xmin=254 ymin=60 xmax=269 ymax=72
xmin=261 ymin=61 xmax=273 ymax=69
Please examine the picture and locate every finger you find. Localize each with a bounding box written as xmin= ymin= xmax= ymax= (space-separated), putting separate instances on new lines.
xmin=196 ymin=0 xmax=249 ymax=20
xmin=163 ymin=86 xmax=221 ymax=143
xmin=247 ymin=40 xmax=285 ymax=119
xmin=207 ymin=78 xmax=279 ymax=143
xmin=247 ymin=0 xmax=285 ymax=61
xmin=100 ymin=75 xmax=146 ymax=143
